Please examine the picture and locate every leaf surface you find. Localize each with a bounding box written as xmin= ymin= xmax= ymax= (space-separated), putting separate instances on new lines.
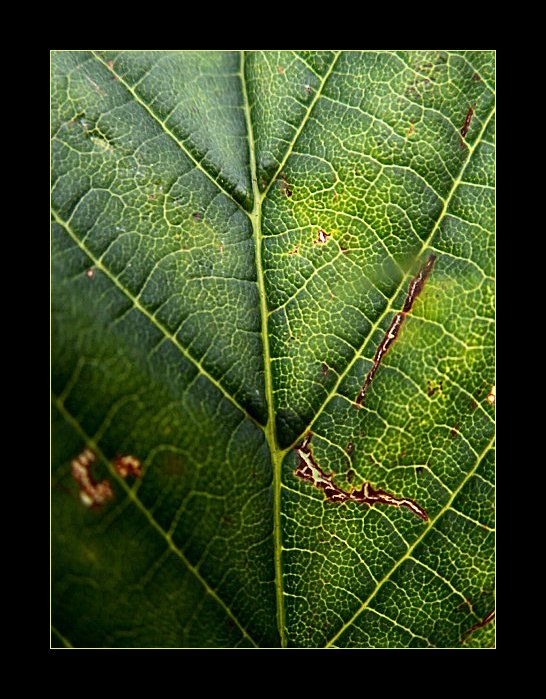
xmin=51 ymin=50 xmax=495 ymax=648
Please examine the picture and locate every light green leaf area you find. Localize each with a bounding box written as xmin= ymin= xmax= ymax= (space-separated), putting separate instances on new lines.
xmin=51 ymin=50 xmax=495 ymax=648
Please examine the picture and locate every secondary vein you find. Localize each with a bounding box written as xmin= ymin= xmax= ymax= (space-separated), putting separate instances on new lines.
xmin=282 ymin=103 xmax=496 ymax=456
xmin=51 ymin=209 xmax=260 ymax=429
xmin=91 ymin=50 xmax=247 ymax=214
xmin=54 ymin=393 xmax=259 ymax=648
xmin=325 ymin=434 xmax=495 ymax=647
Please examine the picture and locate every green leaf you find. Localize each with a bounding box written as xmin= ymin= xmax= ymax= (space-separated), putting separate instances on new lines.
xmin=51 ymin=50 xmax=495 ymax=648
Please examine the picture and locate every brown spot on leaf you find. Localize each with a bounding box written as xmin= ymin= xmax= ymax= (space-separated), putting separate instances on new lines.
xmin=288 ymin=244 xmax=299 ymax=256
xmin=460 ymin=105 xmax=474 ymax=139
xmin=114 ymin=454 xmax=142 ymax=478
xmin=279 ymin=172 xmax=293 ymax=197
xmin=321 ymin=363 xmax=329 ymax=376
xmin=486 ymin=386 xmax=496 ymax=406
xmin=192 ymin=211 xmax=203 ymax=222
xmin=71 ymin=448 xmax=113 ymax=508
xmin=86 ymin=268 xmax=95 ymax=279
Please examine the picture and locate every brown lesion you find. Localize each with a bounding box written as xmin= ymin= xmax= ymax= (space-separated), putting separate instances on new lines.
xmin=461 ymin=609 xmax=495 ymax=643
xmin=355 ymin=254 xmax=436 ymax=408
xmin=294 ymin=435 xmax=428 ymax=521
xmin=486 ymin=386 xmax=495 ymax=406
xmin=426 ymin=379 xmax=443 ymax=397
xmin=114 ymin=454 xmax=143 ymax=479
xmin=460 ymin=105 xmax=474 ymax=139
xmin=71 ymin=448 xmax=113 ymax=508
xmin=459 ymin=105 xmax=475 ymax=148
xmin=355 ymin=312 xmax=405 ymax=407
xmin=278 ymin=172 xmax=293 ymax=197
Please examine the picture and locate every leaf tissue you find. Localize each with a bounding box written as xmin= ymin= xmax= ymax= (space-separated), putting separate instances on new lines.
xmin=51 ymin=50 xmax=495 ymax=648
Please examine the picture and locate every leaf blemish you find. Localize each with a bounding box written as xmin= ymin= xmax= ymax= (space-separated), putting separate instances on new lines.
xmin=356 ymin=254 xmax=436 ymax=408
xmin=294 ymin=434 xmax=428 ymax=521
xmin=114 ymin=454 xmax=143 ymax=479
xmin=486 ymin=386 xmax=495 ymax=406
xmin=461 ymin=609 xmax=495 ymax=643
xmin=279 ymin=172 xmax=293 ymax=197
xmin=71 ymin=448 xmax=113 ymax=508
xmin=460 ymin=105 xmax=475 ymax=148
xmin=314 ymin=229 xmax=331 ymax=245
xmin=86 ymin=268 xmax=95 ymax=279
xmin=107 ymin=59 xmax=118 ymax=80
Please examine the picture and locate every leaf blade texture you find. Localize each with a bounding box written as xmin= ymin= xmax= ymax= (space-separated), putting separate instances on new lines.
xmin=51 ymin=50 xmax=495 ymax=648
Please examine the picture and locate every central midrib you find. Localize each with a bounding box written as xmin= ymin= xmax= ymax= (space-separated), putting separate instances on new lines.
xmin=240 ymin=52 xmax=287 ymax=648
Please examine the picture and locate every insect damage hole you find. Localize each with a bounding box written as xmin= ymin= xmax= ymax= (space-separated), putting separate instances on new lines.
xmin=314 ymin=229 xmax=331 ymax=245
